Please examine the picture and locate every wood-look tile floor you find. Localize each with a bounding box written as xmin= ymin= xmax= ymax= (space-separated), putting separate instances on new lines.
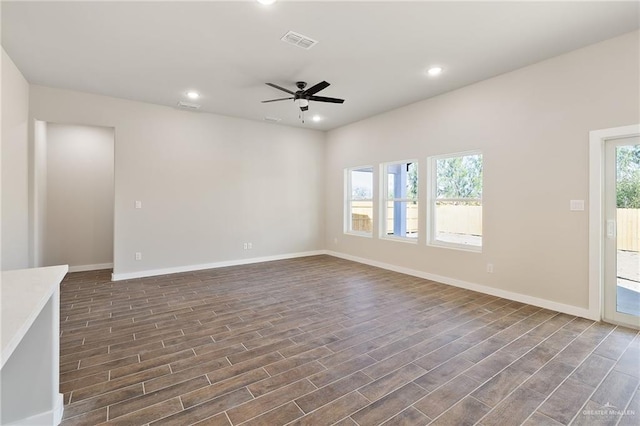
xmin=59 ymin=255 xmax=640 ymax=426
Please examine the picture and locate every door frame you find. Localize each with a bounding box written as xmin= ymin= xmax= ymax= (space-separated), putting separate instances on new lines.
xmin=589 ymin=124 xmax=640 ymax=323
xmin=30 ymin=119 xmax=116 ymax=272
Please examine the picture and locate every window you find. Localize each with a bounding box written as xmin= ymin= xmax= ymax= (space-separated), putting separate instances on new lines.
xmin=429 ymin=151 xmax=482 ymax=250
xmin=346 ymin=166 xmax=374 ymax=236
xmin=381 ymin=161 xmax=418 ymax=240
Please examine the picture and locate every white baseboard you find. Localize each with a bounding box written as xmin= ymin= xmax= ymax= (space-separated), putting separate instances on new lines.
xmin=326 ymin=250 xmax=596 ymax=321
xmin=109 ymin=249 xmax=594 ymax=321
xmin=68 ymin=263 xmax=113 ymax=273
xmin=111 ymin=250 xmax=327 ymax=281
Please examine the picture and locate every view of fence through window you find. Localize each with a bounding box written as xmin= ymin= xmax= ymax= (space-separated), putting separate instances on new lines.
xmin=348 ymin=154 xmax=483 ymax=249
xmin=432 ymin=152 xmax=483 ymax=248
xmin=348 ymin=167 xmax=373 ymax=234
xmin=616 ymin=144 xmax=640 ymax=316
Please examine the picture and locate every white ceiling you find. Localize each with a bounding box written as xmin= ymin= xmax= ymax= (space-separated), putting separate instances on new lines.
xmin=2 ymin=1 xmax=639 ymax=131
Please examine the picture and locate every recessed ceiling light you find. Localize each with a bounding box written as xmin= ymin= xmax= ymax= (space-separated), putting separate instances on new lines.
xmin=312 ymin=115 xmax=322 ymax=122
xmin=186 ymin=91 xmax=200 ymax=100
xmin=427 ymin=67 xmax=443 ymax=76
xmin=257 ymin=0 xmax=276 ymax=5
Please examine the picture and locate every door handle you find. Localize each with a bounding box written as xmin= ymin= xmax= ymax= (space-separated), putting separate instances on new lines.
xmin=606 ymin=220 xmax=616 ymax=239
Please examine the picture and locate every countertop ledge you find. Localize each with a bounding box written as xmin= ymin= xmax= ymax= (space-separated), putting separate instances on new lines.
xmin=1 ymin=265 xmax=68 ymax=369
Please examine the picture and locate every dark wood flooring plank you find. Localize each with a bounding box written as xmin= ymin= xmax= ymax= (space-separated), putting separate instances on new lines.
xmin=380 ymin=406 xmax=430 ymax=426
xmin=414 ymin=374 xmax=480 ymax=419
xmin=352 ymin=383 xmax=428 ymax=426
xmin=57 ymin=257 xmax=640 ymax=426
xmin=288 ymin=391 xmax=369 ymax=426
xmin=429 ymin=396 xmax=490 ymax=426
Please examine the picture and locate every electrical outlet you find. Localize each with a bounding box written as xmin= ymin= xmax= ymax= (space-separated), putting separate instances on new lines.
xmin=135 ymin=252 xmax=142 ymax=261
xmin=134 ymin=200 xmax=142 ymax=209
xmin=243 ymin=243 xmax=248 ymax=250
xmin=248 ymin=242 xmax=252 ymax=250
xmin=486 ymin=263 xmax=494 ymax=273
xmin=570 ymin=200 xmax=584 ymax=211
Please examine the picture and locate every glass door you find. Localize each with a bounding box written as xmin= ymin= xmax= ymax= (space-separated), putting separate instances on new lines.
xmin=604 ymin=137 xmax=640 ymax=328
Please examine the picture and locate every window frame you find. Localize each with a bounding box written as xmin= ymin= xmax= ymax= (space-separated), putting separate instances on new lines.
xmin=379 ymin=159 xmax=419 ymax=243
xmin=427 ymin=150 xmax=483 ymax=252
xmin=344 ymin=165 xmax=374 ymax=237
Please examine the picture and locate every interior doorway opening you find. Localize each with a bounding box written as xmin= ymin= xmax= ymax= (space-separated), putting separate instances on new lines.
xmin=32 ymin=121 xmax=115 ymax=272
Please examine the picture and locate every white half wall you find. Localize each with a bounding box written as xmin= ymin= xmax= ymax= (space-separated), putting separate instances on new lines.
xmin=43 ymin=123 xmax=114 ymax=269
xmin=29 ymin=87 xmax=326 ymax=277
xmin=325 ymin=31 xmax=640 ymax=314
xmin=1 ymin=48 xmax=30 ymax=270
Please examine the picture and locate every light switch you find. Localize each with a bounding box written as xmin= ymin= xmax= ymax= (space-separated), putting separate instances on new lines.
xmin=570 ymin=200 xmax=584 ymax=211
xmin=135 ymin=201 xmax=142 ymax=209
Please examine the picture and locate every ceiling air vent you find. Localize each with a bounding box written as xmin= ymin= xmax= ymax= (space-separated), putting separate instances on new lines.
xmin=281 ymin=31 xmax=318 ymax=50
xmin=263 ymin=116 xmax=282 ymax=123
xmin=177 ymin=101 xmax=201 ymax=110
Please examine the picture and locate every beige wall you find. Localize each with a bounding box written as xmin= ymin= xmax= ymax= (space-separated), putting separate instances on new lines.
xmin=43 ymin=123 xmax=114 ymax=269
xmin=29 ymin=86 xmax=325 ymax=278
xmin=1 ymin=48 xmax=30 ymax=270
xmin=325 ymin=31 xmax=640 ymax=312
xmin=6 ymin=30 xmax=638 ymax=316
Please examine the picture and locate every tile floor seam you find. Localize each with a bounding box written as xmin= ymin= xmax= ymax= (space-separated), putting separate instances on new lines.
xmin=562 ymin=327 xmax=638 ymax=426
xmin=394 ymin=310 xmax=551 ymax=398
xmin=616 ymin=388 xmax=640 ymax=426
xmin=420 ymin=391 xmax=490 ymax=425
xmin=231 ymin=387 xmax=307 ymax=425
xmin=355 ymin=390 xmax=373 ymax=404
xmin=223 ymin=410 xmax=233 ymax=426
xmin=355 ymin=304 xmax=523 ymax=385
xmin=404 ymin=315 xmax=582 ymax=421
xmin=58 ymin=260 xmax=639 ymax=426
xmin=478 ymin=322 xmax=629 ymax=426
xmin=328 ymin=299 xmax=503 ymax=367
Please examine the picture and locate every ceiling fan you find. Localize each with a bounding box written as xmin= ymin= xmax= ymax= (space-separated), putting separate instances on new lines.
xmin=262 ymin=81 xmax=345 ymax=112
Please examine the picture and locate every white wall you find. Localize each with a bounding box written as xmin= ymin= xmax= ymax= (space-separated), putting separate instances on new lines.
xmin=1 ymin=48 xmax=30 ymax=270
xmin=29 ymin=87 xmax=325 ymax=278
xmin=325 ymin=31 xmax=640 ymax=314
xmin=32 ymin=120 xmax=47 ymax=267
xmin=43 ymin=123 xmax=114 ymax=269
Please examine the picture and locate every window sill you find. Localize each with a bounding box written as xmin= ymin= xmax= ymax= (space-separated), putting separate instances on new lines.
xmin=344 ymin=231 xmax=373 ymax=238
xmin=428 ymin=240 xmax=482 ymax=253
xmin=380 ymin=236 xmax=419 ymax=244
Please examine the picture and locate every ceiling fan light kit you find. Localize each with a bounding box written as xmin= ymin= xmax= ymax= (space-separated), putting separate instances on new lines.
xmin=296 ymin=99 xmax=309 ymax=111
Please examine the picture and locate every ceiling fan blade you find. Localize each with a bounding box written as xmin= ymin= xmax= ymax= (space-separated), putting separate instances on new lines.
xmin=304 ymin=81 xmax=330 ymax=96
xmin=266 ymin=83 xmax=295 ymax=95
xmin=261 ymin=97 xmax=294 ymax=103
xmin=308 ymin=95 xmax=345 ymax=104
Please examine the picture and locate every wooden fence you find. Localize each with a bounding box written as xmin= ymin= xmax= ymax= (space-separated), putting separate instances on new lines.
xmin=352 ymin=204 xmax=639 ymax=252
xmin=351 ymin=203 xmax=480 ymax=236
xmin=618 ymin=209 xmax=639 ymax=252
xmin=436 ymin=205 xmax=482 ymax=236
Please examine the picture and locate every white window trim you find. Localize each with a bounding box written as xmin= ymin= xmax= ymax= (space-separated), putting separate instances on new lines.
xmin=344 ymin=165 xmax=374 ymax=238
xmin=380 ymin=160 xmax=419 ymax=243
xmin=427 ymin=150 xmax=483 ymax=252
